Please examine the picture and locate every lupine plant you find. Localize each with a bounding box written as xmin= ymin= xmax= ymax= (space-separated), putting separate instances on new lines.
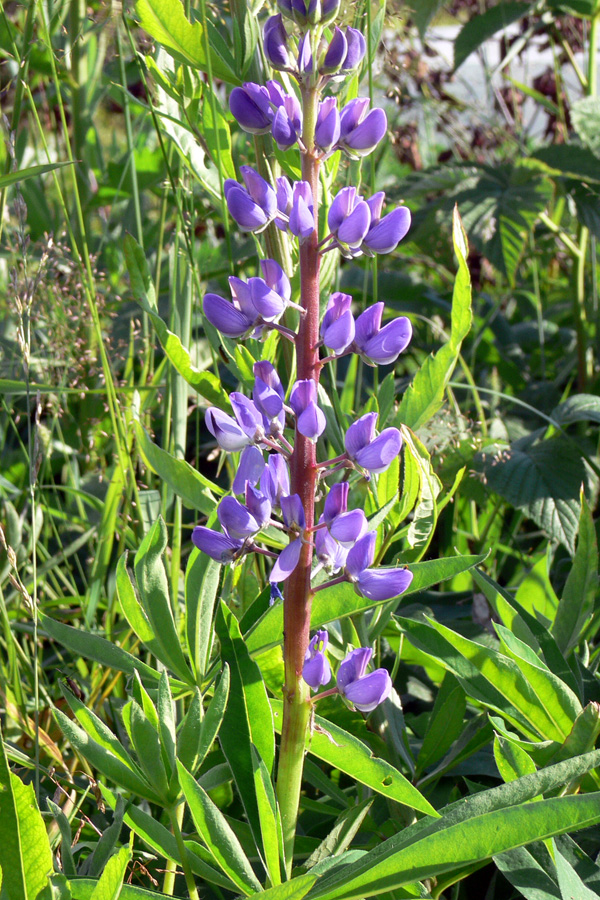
xmin=192 ymin=0 xmax=415 ymax=862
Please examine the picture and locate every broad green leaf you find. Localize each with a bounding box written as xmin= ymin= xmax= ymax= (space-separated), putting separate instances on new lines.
xmin=185 ymin=548 xmax=220 ymax=680
xmin=135 ymin=0 xmax=239 ymax=83
xmin=241 ymin=875 xmax=317 ymax=900
xmin=412 ymin=0 xmax=445 ymax=36
xmin=177 ymin=762 xmax=262 ymax=894
xmin=476 ymin=435 xmax=586 ymax=553
xmin=116 ymin=554 xmax=160 ymax=653
xmin=572 ymin=97 xmax=600 ymax=154
xmin=246 ymin=555 xmax=486 ymax=655
xmin=134 ymin=421 xmax=222 ymax=515
xmin=515 ymin=551 xmax=559 ymax=622
xmin=0 ymin=726 xmax=53 ymax=900
xmin=304 ymin=800 xmax=373 ymax=869
xmin=309 ymin=793 xmax=600 ymax=900
xmin=396 ymin=206 xmax=471 ymax=430
xmin=70 ymin=880 xmax=185 ymax=900
xmin=454 ymin=2 xmax=534 ymax=70
xmin=494 ymin=844 xmax=562 ymax=900
xmin=129 ymin=700 xmax=170 ymax=800
xmin=216 ymin=602 xmax=275 ymax=850
xmin=196 ymin=666 xmax=230 ymax=769
xmin=532 ymin=144 xmax=600 ymax=184
xmin=53 ymin=709 xmax=158 ymax=801
xmin=0 ymin=161 xmax=73 ymax=190
xmin=402 ymin=427 xmax=441 ymax=557
xmin=415 ymin=674 xmax=466 ymax=776
xmin=551 ymin=393 xmax=600 ymax=427
xmin=555 ymin=846 xmax=600 ymax=900
xmin=552 ymin=493 xmax=598 ymax=653
xmin=89 ymin=845 xmax=132 ymax=900
xmin=549 ymin=702 xmax=600 ymax=765
xmin=251 ymin=745 xmax=283 ymax=885
xmin=39 ymin=612 xmax=161 ymax=683
xmin=133 ymin=517 xmax=195 ymax=684
xmin=100 ymin=785 xmax=238 ymax=891
xmin=494 ymin=734 xmax=537 ymax=783
xmin=270 ymin=700 xmax=438 ymax=818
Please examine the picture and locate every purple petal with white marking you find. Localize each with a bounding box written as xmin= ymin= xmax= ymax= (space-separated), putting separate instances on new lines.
xmin=206 ymin=408 xmax=250 ymax=452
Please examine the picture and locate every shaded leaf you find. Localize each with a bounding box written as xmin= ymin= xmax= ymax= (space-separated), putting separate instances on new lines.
xmin=454 ymin=2 xmax=535 ymax=70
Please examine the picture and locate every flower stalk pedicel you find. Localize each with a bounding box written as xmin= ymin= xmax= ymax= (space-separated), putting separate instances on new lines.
xmin=195 ymin=5 xmax=413 ymax=871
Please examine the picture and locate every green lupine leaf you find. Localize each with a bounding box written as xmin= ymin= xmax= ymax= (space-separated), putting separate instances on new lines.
xmin=251 ymin=745 xmax=283 ymax=885
xmin=494 ymin=734 xmax=537 ymax=783
xmin=177 ymin=762 xmax=262 ymax=895
xmin=134 ymin=517 xmax=195 ymax=684
xmin=415 ymin=673 xmax=466 ymax=777
xmin=89 ymin=844 xmax=132 ymax=900
xmin=185 ymin=548 xmax=221 ymax=680
xmin=454 ymin=2 xmax=535 ymax=70
xmin=271 ymin=700 xmax=438 ymax=818
xmin=304 ymin=800 xmax=373 ymax=870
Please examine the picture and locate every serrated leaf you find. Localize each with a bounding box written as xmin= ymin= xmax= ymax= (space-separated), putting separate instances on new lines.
xmin=454 ymin=2 xmax=535 ymax=70
xmin=270 ymin=700 xmax=438 ymax=818
xmin=477 ymin=436 xmax=586 ymax=553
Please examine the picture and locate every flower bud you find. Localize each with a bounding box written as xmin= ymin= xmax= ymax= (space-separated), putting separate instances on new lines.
xmin=320 ymin=27 xmax=347 ymax=74
xmin=328 ymin=186 xmax=371 ymax=253
xmin=341 ymin=27 xmax=366 ymax=71
xmin=339 ymin=99 xmax=387 ymax=159
xmin=315 ymin=97 xmax=340 ymax=152
xmin=320 ymin=291 xmax=355 ymax=354
xmin=289 ymin=181 xmax=315 ymax=242
xmin=264 ymin=15 xmax=291 ymax=70
xmin=303 ymin=631 xmax=331 ymax=689
xmin=290 ymin=379 xmax=326 ymax=441
xmin=224 ymin=167 xmax=277 ymax=232
xmin=229 ymin=83 xmax=273 ymax=133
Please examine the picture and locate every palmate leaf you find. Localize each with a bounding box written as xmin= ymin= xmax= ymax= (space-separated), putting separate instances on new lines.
xmin=476 ymin=434 xmax=588 ymax=553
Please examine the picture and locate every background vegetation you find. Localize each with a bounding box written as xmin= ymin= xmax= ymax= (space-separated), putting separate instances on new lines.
xmin=1 ymin=0 xmax=600 ymax=898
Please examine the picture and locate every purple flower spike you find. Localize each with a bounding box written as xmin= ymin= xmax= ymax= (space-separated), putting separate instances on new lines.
xmin=345 ymin=412 xmax=402 ymax=474
xmin=339 ymin=100 xmax=387 ymax=159
xmin=224 ymin=167 xmax=276 ymax=232
xmin=229 ymin=84 xmax=273 ymax=134
xmin=341 ymin=27 xmax=366 ymax=71
xmin=336 ymin=646 xmax=392 ymax=713
xmin=315 ymin=97 xmax=341 ymax=153
xmin=321 ymin=291 xmax=355 ymax=354
xmin=354 ymin=302 xmax=412 ymax=365
xmin=289 ymin=182 xmax=315 ymax=242
xmin=192 ymin=526 xmax=244 ymax=563
xmin=218 ymin=496 xmax=261 ymax=540
xmin=290 ymin=379 xmax=326 ymax=441
xmin=232 ymin=446 xmax=265 ymax=495
xmin=206 ymin=407 xmax=251 ymax=452
xmin=303 ymin=630 xmax=332 ymax=689
xmin=328 ymin=187 xmax=371 ymax=252
xmin=363 ymin=206 xmax=411 ymax=256
xmin=264 ymin=15 xmax=291 ymax=70
xmin=203 ymin=293 xmax=254 ymax=338
xmin=321 ymin=27 xmax=347 ymax=74
xmin=261 ymin=454 xmax=290 ymax=507
xmin=270 ymin=537 xmax=302 ymax=582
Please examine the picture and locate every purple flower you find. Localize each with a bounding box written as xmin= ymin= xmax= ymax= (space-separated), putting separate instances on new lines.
xmin=315 ymin=518 xmax=348 ymax=572
xmin=275 ymin=176 xmax=293 ymax=231
xmin=278 ymin=0 xmax=339 ymax=26
xmin=245 ymin=484 xmax=272 ymax=530
xmin=260 ymin=454 xmax=290 ymax=508
xmin=260 ymin=259 xmax=291 ymax=304
xmin=264 ymin=15 xmax=291 ymax=70
xmin=336 ymin=647 xmax=392 ymax=712
xmin=253 ymin=360 xmax=285 ymax=434
xmin=321 ymin=27 xmax=347 ymax=74
xmin=281 ymin=493 xmax=305 ymax=531
xmin=338 ymin=99 xmax=387 ymax=159
xmin=322 ymin=482 xmax=368 ymax=546
xmin=345 ymin=531 xmax=414 ymax=601
xmin=230 ymin=392 xmax=265 ymax=443
xmin=270 ymin=537 xmax=302 ymax=582
xmin=224 ymin=167 xmax=276 ymax=232
xmin=271 ymin=92 xmax=303 ymax=150
xmin=303 ymin=630 xmax=331 ymax=689
xmin=192 ymin=527 xmax=244 ymax=563
xmin=218 ymin=496 xmax=261 ymax=540
xmin=297 ymin=33 xmax=313 ymax=74
xmin=362 ymin=194 xmax=411 ymax=255
xmin=203 ymin=292 xmax=256 ymax=338
xmin=289 ymin=182 xmax=315 ymax=242
xmin=328 ymin=187 xmax=371 ymax=253
xmin=315 ymin=97 xmax=341 ymax=153
xmin=232 ymin=446 xmax=265 ymax=494
xmin=229 ymin=83 xmax=273 ymax=133
xmin=320 ymin=292 xmax=355 ymax=354
xmin=354 ymin=302 xmax=412 ymax=365
xmin=206 ymin=407 xmax=252 ymax=453
xmin=341 ymin=28 xmax=366 ymax=72
xmin=290 ymin=379 xmax=326 ymax=441
xmin=345 ymin=412 xmax=402 ymax=474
